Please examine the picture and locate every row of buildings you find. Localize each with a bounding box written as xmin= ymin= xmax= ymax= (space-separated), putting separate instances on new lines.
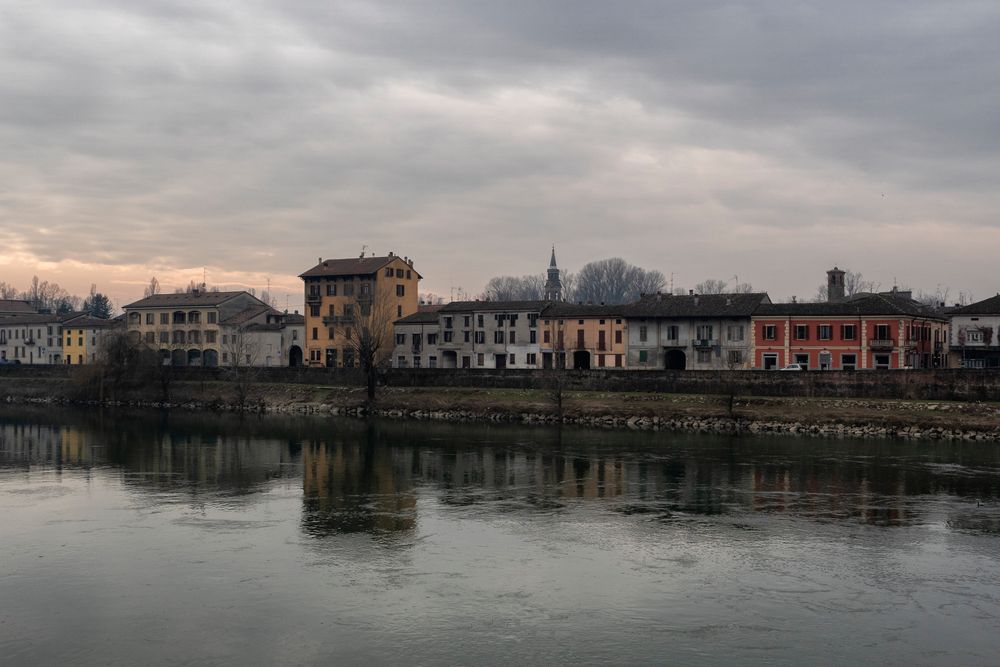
xmin=4 ymin=252 xmax=998 ymax=371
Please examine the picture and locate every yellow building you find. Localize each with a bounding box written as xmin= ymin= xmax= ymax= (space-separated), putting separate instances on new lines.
xmin=300 ymin=253 xmax=421 ymax=367
xmin=62 ymin=316 xmax=116 ymax=365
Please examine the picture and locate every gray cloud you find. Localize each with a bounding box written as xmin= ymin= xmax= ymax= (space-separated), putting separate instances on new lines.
xmin=2 ymin=1 xmax=999 ymax=303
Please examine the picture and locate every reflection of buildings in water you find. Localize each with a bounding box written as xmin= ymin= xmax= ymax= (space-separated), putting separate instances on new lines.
xmin=301 ymin=440 xmax=416 ymax=537
xmin=0 ymin=422 xmax=100 ymax=469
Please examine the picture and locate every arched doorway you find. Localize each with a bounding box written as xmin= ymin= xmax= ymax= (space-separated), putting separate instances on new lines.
xmin=171 ymin=349 xmax=186 ymax=366
xmin=159 ymin=349 xmax=171 ymax=366
xmin=288 ymin=345 xmax=303 ymax=367
xmin=665 ymin=349 xmax=686 ymax=370
xmin=203 ymin=349 xmax=219 ymax=367
xmin=187 ymin=349 xmax=202 ymax=366
xmin=572 ymin=350 xmax=590 ymax=370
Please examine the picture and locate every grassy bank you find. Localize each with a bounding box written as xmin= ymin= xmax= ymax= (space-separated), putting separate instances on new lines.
xmin=2 ymin=375 xmax=1000 ymax=439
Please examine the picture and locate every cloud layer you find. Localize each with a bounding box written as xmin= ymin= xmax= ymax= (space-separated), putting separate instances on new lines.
xmin=2 ymin=1 xmax=999 ymax=306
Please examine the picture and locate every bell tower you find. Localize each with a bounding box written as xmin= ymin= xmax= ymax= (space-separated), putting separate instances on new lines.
xmin=544 ymin=246 xmax=563 ymax=301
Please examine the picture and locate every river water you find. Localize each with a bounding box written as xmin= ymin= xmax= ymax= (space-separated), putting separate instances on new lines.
xmin=1 ymin=405 xmax=999 ymax=666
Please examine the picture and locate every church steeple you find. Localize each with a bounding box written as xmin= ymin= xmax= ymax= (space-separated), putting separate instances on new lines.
xmin=544 ymin=246 xmax=563 ymax=301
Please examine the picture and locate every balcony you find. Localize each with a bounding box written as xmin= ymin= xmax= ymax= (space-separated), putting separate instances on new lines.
xmin=869 ymin=339 xmax=894 ymax=349
xmin=322 ymin=315 xmax=354 ymax=325
xmin=692 ymin=338 xmax=717 ymax=348
xmin=24 ymin=338 xmax=35 ymax=346
xmin=306 ymin=292 xmax=322 ymax=304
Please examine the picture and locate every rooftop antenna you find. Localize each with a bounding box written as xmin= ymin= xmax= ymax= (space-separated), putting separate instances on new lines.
xmin=669 ymin=272 xmax=677 ymax=293
xmin=203 ymin=267 xmax=207 ymax=288
xmin=360 ymin=244 xmax=368 ymax=258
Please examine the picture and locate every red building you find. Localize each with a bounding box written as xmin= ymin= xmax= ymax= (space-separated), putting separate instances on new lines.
xmin=752 ymin=293 xmax=948 ymax=370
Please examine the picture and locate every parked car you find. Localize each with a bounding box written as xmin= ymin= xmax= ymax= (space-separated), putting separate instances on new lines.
xmin=0 ymin=359 xmax=21 ymax=365
xmin=779 ymin=363 xmax=805 ymax=371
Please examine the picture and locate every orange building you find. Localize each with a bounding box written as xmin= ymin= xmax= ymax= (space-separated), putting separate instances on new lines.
xmin=540 ymin=303 xmax=627 ymax=369
xmin=300 ymin=253 xmax=421 ymax=368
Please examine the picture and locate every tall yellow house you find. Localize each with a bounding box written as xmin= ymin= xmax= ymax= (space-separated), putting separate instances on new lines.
xmin=300 ymin=253 xmax=421 ymax=367
xmin=63 ymin=316 xmax=116 ymax=365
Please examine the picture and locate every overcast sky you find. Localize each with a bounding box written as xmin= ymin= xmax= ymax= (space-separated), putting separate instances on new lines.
xmin=2 ymin=1 xmax=999 ymax=310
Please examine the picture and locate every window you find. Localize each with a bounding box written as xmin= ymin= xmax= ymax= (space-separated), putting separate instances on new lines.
xmin=406 ymin=270 xmax=412 ymax=280
xmin=396 ymin=269 xmax=404 ymax=278
xmin=397 ymin=356 xmax=406 ymax=367
xmin=145 ymin=313 xmax=154 ymax=325
xmin=396 ymin=284 xmax=405 ymax=297
xmin=145 ymin=332 xmax=155 ymax=344
xmin=530 ymin=330 xmax=537 ymax=344
xmin=477 ymin=315 xmax=484 ymax=327
xmin=762 ymin=353 xmax=779 ymax=370
xmin=597 ymin=354 xmax=605 ymax=367
xmin=841 ymin=324 xmax=856 ymax=340
xmin=696 ymin=349 xmax=711 ymax=363
xmin=360 ymin=282 xmax=371 ymax=295
xmin=343 ymin=283 xmax=354 ymax=296
xmin=463 ymin=331 xmax=470 ymax=342
xmin=477 ymin=353 xmax=484 ymax=366
xmin=615 ymin=330 xmax=622 ymax=344
xmin=312 ymin=328 xmax=318 ymax=340
xmin=543 ymin=330 xmax=551 ymax=343
xmin=475 ymin=331 xmax=485 ymax=344
xmin=666 ymin=325 xmax=679 ymax=341
xmin=727 ymin=325 xmax=744 ymax=342
xmin=159 ymin=332 xmax=169 ymax=343
xmin=508 ymin=353 xmax=516 ymax=365
xmin=385 ymin=268 xmax=394 ymax=277
xmin=841 ymin=353 xmax=857 ymax=371
xmin=494 ymin=331 xmax=505 ymax=344
xmin=462 ymin=356 xmax=471 ymax=368
xmin=794 ymin=353 xmax=809 ymax=369
xmin=727 ymin=350 xmax=743 ymax=365
xmin=326 ymin=283 xmax=337 ymax=296
xmin=413 ymin=356 xmax=421 ymax=368
xmin=526 ymin=353 xmax=537 ymax=365
xmin=965 ymin=329 xmax=984 ymax=343
xmin=444 ymin=317 xmax=453 ymax=329
xmin=428 ymin=356 xmax=437 ymax=368
xmin=160 ymin=313 xmax=169 ymax=325
xmin=397 ymin=305 xmax=402 ymax=318
xmin=396 ymin=333 xmax=405 ymax=345
xmin=428 ymin=333 xmax=438 ymax=345
xmin=411 ymin=333 xmax=421 ymax=348
xmin=874 ymin=324 xmax=891 ymax=341
xmin=344 ymin=304 xmax=354 ymax=318
xmin=444 ymin=331 xmax=454 ymax=343
xmin=310 ymin=305 xmax=319 ymax=317
xmin=763 ymin=325 xmax=777 ymax=340
xmin=463 ymin=316 xmax=470 ymax=327
xmin=205 ymin=331 xmax=216 ymax=344
xmin=328 ymin=328 xmax=335 ymax=339
xmin=874 ymin=354 xmax=891 ymax=370
xmin=639 ymin=325 xmax=648 ymax=342
xmin=696 ymin=325 xmax=713 ymax=340
xmin=528 ymin=314 xmax=538 ymax=328
xmin=207 ymin=312 xmax=217 ymax=324
xmin=509 ymin=331 xmax=516 ymax=344
xmin=818 ymin=325 xmax=832 ymax=340
xmin=795 ymin=325 xmax=809 ymax=340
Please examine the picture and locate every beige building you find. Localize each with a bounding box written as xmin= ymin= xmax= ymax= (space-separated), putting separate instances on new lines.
xmin=300 ymin=253 xmax=421 ymax=368
xmin=123 ymin=290 xmax=273 ymax=367
xmin=62 ymin=315 xmax=118 ymax=365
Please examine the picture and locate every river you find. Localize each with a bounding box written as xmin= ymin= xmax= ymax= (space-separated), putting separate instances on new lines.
xmin=1 ymin=405 xmax=999 ymax=666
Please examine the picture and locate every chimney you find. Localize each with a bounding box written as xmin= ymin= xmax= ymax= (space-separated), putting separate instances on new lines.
xmin=689 ymin=289 xmax=694 ymax=296
xmin=318 ymin=257 xmax=322 ymax=264
xmin=792 ymin=296 xmax=798 ymax=303
xmin=726 ymin=297 xmax=731 ymax=306
xmin=388 ymin=251 xmax=394 ymax=257
xmin=827 ymin=266 xmax=846 ymax=303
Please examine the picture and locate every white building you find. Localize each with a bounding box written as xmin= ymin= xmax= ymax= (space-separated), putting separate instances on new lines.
xmin=948 ymin=294 xmax=1000 ymax=369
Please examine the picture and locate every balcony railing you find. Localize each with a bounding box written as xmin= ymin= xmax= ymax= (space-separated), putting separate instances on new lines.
xmin=24 ymin=338 xmax=35 ymax=346
xmin=322 ymin=315 xmax=354 ymax=325
xmin=306 ymin=292 xmax=322 ymax=303
xmin=869 ymin=339 xmax=894 ymax=349
xmin=692 ymin=338 xmax=717 ymax=348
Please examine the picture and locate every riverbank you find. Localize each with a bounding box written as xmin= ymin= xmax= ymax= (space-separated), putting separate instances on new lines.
xmin=2 ymin=375 xmax=999 ymax=440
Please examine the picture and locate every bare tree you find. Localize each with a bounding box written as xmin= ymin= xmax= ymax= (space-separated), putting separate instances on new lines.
xmin=223 ymin=324 xmax=261 ymax=409
xmin=694 ymin=279 xmax=729 ymax=295
xmin=0 ymin=281 xmax=18 ymax=299
xmin=335 ymin=293 xmax=396 ymax=402
xmin=574 ymin=258 xmax=665 ymax=304
xmin=143 ymin=276 xmax=161 ymax=298
xmin=482 ymin=274 xmax=547 ymax=301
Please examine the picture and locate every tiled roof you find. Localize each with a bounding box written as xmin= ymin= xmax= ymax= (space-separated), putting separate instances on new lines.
xmin=541 ymin=302 xmax=626 ymax=318
xmin=300 ymin=256 xmax=423 ymax=279
xmin=0 ymin=299 xmax=36 ymax=314
xmin=622 ymin=293 xmax=771 ymax=318
xmin=438 ymin=300 xmax=552 ymax=313
xmin=222 ymin=304 xmax=275 ymax=325
xmin=951 ymin=294 xmax=1000 ymax=315
xmin=395 ymin=310 xmax=442 ymax=324
xmin=284 ymin=313 xmax=305 ymax=325
xmin=61 ymin=315 xmax=116 ymax=328
xmin=756 ymin=294 xmax=945 ymax=319
xmin=123 ymin=291 xmax=252 ymax=309
xmin=0 ymin=313 xmax=63 ymax=325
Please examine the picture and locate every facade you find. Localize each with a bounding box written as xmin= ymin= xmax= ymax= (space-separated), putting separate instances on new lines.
xmin=392 ymin=308 xmax=443 ymax=368
xmin=300 ymin=253 xmax=420 ymax=368
xmin=948 ymin=295 xmax=1000 ymax=368
xmin=0 ymin=313 xmax=66 ymax=364
xmin=539 ymin=303 xmax=627 ymax=369
xmin=62 ymin=315 xmax=117 ymax=365
xmin=752 ymin=293 xmax=948 ymax=370
xmin=419 ymin=300 xmax=547 ymax=369
xmin=624 ymin=293 xmax=769 ymax=370
xmin=123 ymin=290 xmax=271 ymax=366
xmin=221 ymin=306 xmax=305 ymax=367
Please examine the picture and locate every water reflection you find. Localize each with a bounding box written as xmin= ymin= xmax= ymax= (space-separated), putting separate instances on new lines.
xmin=2 ymin=406 xmax=999 ymax=534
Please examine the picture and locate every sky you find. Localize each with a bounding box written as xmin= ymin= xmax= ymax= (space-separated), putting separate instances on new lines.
xmin=2 ymin=1 xmax=999 ymax=312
